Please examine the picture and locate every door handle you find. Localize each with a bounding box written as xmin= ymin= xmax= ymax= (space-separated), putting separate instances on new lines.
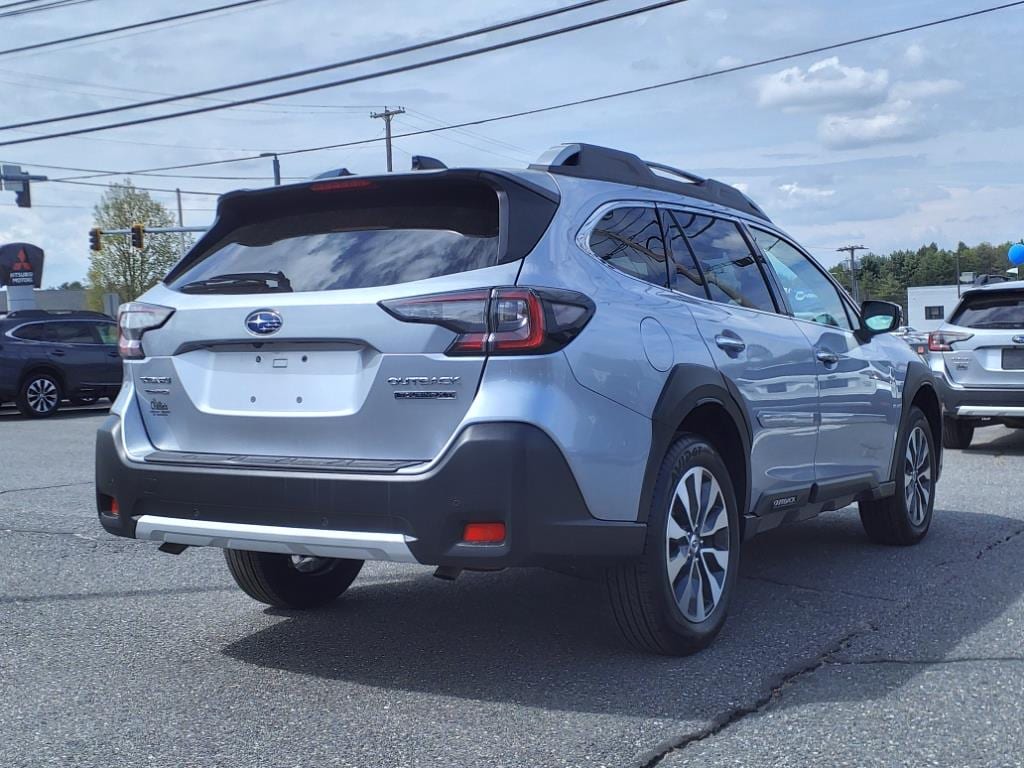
xmin=714 ymin=334 xmax=746 ymax=354
xmin=815 ymin=348 xmax=839 ymax=365
xmin=48 ymin=349 xmax=66 ymax=357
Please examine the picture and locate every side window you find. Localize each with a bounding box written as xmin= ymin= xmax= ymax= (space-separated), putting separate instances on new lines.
xmin=663 ymin=211 xmax=710 ymax=299
xmin=749 ymin=228 xmax=853 ymax=331
xmin=49 ymin=321 xmax=98 ymax=344
xmin=93 ymin=323 xmax=118 ymax=345
xmin=11 ymin=323 xmax=50 ymax=341
xmin=588 ymin=206 xmax=668 ymax=287
xmin=681 ymin=216 xmax=776 ymax=312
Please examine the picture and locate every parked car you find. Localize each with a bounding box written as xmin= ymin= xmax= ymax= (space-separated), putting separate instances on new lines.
xmin=929 ymin=280 xmax=1024 ymax=448
xmin=0 ymin=309 xmax=121 ymax=417
xmin=895 ymin=325 xmax=930 ymax=358
xmin=96 ymin=143 xmax=943 ymax=655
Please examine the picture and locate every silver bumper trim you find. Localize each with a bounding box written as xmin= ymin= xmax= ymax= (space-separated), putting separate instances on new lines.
xmin=134 ymin=516 xmax=419 ymax=563
xmin=956 ymin=405 xmax=1024 ymax=418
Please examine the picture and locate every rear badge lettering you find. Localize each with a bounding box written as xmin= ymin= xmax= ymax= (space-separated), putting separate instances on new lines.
xmin=140 ymin=376 xmax=172 ymax=385
xmin=772 ymin=495 xmax=798 ymax=509
xmin=394 ymin=391 xmax=457 ymax=400
xmin=149 ymin=399 xmax=170 ymax=416
xmin=387 ymin=376 xmax=461 ymax=386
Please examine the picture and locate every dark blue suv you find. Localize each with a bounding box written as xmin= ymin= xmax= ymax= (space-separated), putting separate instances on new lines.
xmin=0 ymin=309 xmax=122 ymax=418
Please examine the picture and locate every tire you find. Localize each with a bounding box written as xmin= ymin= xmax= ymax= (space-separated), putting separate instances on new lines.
xmin=607 ymin=434 xmax=741 ymax=655
xmin=71 ymin=396 xmax=98 ymax=407
xmin=942 ymin=416 xmax=974 ymax=449
xmin=859 ymin=406 xmax=936 ymax=546
xmin=16 ymin=373 xmax=62 ymax=418
xmin=224 ymin=549 xmax=363 ymax=609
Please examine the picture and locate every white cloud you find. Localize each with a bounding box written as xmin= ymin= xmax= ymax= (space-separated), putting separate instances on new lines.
xmin=904 ymin=43 xmax=926 ymax=66
xmin=756 ymin=57 xmax=889 ymax=111
xmin=779 ymin=182 xmax=836 ymax=201
xmin=717 ymin=55 xmax=742 ymax=68
xmin=819 ymin=102 xmax=924 ymax=149
xmin=705 ymin=8 xmax=728 ymax=23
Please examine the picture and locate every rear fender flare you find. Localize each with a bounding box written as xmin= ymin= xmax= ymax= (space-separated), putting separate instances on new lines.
xmin=639 ymin=364 xmax=753 ymax=523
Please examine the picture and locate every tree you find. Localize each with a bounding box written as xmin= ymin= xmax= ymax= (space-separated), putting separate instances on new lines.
xmin=86 ymin=180 xmax=190 ymax=306
xmin=53 ymin=280 xmax=84 ymax=290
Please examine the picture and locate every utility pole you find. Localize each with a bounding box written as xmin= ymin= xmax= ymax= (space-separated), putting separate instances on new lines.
xmin=176 ymin=187 xmax=186 ymax=256
xmin=370 ymin=106 xmax=405 ymax=172
xmin=259 ymin=152 xmax=281 ymax=185
xmin=837 ymin=245 xmax=868 ymax=302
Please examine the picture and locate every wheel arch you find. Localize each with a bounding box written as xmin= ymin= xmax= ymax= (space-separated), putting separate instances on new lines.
xmin=640 ymin=364 xmax=752 ymax=527
xmin=892 ymin=360 xmax=944 ymax=482
xmin=19 ymin=364 xmax=66 ymax=393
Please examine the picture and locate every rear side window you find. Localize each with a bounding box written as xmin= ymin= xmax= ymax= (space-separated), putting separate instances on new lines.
xmin=681 ymin=216 xmax=776 ymax=312
xmin=588 ymin=207 xmax=668 ymax=287
xmin=951 ymin=293 xmax=1024 ymax=328
xmin=168 ymin=176 xmax=558 ymax=294
xmin=94 ymin=323 xmax=118 ymax=344
xmin=11 ymin=323 xmax=50 ymax=341
xmin=49 ymin=322 xmax=97 ymax=344
xmin=663 ymin=211 xmax=710 ymax=299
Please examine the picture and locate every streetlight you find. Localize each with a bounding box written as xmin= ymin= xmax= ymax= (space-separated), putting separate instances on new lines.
xmin=259 ymin=152 xmax=281 ymax=186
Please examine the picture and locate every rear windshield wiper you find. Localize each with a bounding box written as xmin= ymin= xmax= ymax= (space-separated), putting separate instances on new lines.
xmin=179 ymin=271 xmax=292 ymax=294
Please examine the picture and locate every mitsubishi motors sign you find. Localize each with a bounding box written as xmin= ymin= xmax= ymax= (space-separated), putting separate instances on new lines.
xmin=0 ymin=242 xmax=44 ymax=288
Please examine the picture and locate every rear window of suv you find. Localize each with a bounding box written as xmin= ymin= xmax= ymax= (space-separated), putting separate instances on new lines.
xmin=950 ymin=292 xmax=1024 ymax=328
xmin=167 ymin=175 xmax=557 ymax=294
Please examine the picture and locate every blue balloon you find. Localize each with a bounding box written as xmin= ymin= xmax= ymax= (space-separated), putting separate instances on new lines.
xmin=1010 ymin=243 xmax=1024 ymax=266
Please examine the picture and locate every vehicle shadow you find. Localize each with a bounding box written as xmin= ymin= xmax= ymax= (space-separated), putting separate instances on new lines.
xmin=963 ymin=426 xmax=1024 ymax=456
xmin=221 ymin=507 xmax=1024 ymax=719
xmin=0 ymin=405 xmax=109 ymax=421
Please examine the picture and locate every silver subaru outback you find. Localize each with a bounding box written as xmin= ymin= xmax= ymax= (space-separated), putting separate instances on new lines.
xmin=96 ymin=143 xmax=942 ymax=655
xmin=929 ymin=281 xmax=1024 ymax=448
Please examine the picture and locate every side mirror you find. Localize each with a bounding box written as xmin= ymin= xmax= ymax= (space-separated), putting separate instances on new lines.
xmin=860 ymin=300 xmax=902 ymax=335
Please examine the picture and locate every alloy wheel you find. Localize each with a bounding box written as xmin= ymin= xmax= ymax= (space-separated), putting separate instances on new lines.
xmin=904 ymin=425 xmax=932 ymax=526
xmin=665 ymin=466 xmax=731 ymax=622
xmin=26 ymin=378 xmax=59 ymax=414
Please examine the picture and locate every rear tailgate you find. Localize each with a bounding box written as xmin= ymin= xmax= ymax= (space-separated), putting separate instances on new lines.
xmin=942 ymin=289 xmax=1024 ymax=388
xmin=130 ymin=171 xmax=558 ymax=465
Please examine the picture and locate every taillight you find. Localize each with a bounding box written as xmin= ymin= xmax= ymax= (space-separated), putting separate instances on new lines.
xmin=380 ymin=287 xmax=594 ymax=356
xmin=118 ymin=302 xmax=174 ymax=359
xmin=928 ymin=330 xmax=973 ymax=352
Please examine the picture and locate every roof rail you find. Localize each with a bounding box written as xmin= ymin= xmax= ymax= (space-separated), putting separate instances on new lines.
xmin=529 ymin=143 xmax=770 ymax=222
xmin=411 ymin=155 xmax=447 ymax=170
xmin=6 ymin=309 xmax=112 ymax=319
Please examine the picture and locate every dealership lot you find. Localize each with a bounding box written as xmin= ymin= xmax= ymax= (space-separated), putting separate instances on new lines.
xmin=1 ymin=408 xmax=1022 ymax=767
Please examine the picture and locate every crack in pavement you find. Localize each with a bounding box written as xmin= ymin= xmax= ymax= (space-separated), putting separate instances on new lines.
xmin=0 ymin=481 xmax=91 ymax=496
xmin=640 ymin=621 xmax=881 ymax=767
xmin=641 ymin=521 xmax=1024 ymax=766
xmin=0 ymin=527 xmax=99 ymax=541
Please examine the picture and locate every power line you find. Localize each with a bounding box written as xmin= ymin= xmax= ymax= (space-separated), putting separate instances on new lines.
xmin=0 ymin=0 xmax=650 ymax=137
xmin=28 ymin=0 xmax=1024 ymax=186
xmin=52 ymin=179 xmax=224 ymax=196
xmin=0 ymin=0 xmax=275 ymax=58
xmin=0 ymin=0 xmax=98 ymax=19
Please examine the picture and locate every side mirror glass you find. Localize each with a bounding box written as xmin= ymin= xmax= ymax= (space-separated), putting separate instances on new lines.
xmin=861 ymin=300 xmax=902 ymax=334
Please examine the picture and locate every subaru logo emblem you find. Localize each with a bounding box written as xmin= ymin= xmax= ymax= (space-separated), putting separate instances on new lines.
xmin=245 ymin=309 xmax=282 ymax=336
xmin=1013 ymin=335 xmax=1024 ymax=344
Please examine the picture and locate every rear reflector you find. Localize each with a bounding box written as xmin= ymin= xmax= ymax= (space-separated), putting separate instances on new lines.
xmin=462 ymin=522 xmax=506 ymax=543
xmin=109 ymin=498 xmax=120 ymax=516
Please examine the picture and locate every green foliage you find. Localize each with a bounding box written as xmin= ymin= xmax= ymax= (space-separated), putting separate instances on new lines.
xmin=829 ymin=241 xmax=1015 ymax=311
xmin=86 ymin=180 xmax=192 ymax=307
xmin=54 ymin=280 xmax=84 ymax=290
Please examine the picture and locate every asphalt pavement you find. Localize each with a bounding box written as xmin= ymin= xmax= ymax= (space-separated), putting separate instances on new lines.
xmin=1 ymin=406 xmax=1022 ymax=767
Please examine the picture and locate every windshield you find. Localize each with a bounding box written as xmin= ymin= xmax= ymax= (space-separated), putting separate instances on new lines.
xmin=950 ymin=293 xmax=1024 ymax=328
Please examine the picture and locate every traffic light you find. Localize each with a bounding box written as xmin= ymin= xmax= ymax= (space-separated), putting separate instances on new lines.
xmin=130 ymin=224 xmax=144 ymax=249
xmin=1 ymin=164 xmax=46 ymax=208
xmin=89 ymin=228 xmax=102 ymax=252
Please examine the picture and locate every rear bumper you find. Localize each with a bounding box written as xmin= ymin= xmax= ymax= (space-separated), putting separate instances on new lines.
xmin=95 ymin=416 xmax=646 ymax=568
xmin=933 ymin=373 xmax=1024 ymax=420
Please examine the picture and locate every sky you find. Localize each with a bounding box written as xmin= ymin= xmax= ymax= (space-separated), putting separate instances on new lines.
xmin=2 ymin=0 xmax=1024 ymax=288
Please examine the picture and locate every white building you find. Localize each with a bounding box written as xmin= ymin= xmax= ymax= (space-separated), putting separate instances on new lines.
xmin=906 ymin=285 xmax=961 ymax=331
